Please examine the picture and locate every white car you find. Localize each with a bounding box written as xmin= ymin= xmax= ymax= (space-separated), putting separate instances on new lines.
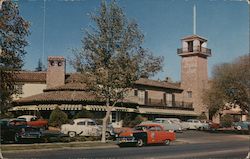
xmin=141 ymin=118 xmax=182 ymax=132
xmin=61 ymin=118 xmax=101 ymax=137
xmin=164 ymin=118 xmax=189 ymax=130
xmin=186 ymin=119 xmax=208 ymax=130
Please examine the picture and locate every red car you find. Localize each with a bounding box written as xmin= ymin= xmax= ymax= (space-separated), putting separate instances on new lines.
xmin=117 ymin=123 xmax=176 ymax=147
xmin=17 ymin=115 xmax=48 ymax=129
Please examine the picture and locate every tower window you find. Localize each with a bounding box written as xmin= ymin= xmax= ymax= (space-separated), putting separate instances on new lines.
xmin=58 ymin=61 xmax=62 ymax=66
xmin=187 ymin=41 xmax=193 ymax=52
xmin=187 ymin=91 xmax=192 ymax=98
xmin=50 ymin=61 xmax=55 ymax=66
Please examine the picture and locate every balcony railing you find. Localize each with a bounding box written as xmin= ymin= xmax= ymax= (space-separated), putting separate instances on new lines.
xmin=177 ymin=47 xmax=211 ymax=57
xmin=145 ymin=98 xmax=193 ymax=110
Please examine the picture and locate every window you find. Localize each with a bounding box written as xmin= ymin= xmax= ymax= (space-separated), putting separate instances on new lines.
xmin=58 ymin=61 xmax=62 ymax=66
xmin=134 ymin=89 xmax=138 ymax=96
xmin=50 ymin=61 xmax=55 ymax=66
xmin=77 ymin=121 xmax=85 ymax=125
xmin=112 ymin=112 xmax=116 ymax=123
xmin=187 ymin=41 xmax=193 ymax=52
xmin=187 ymin=91 xmax=192 ymax=98
xmin=87 ymin=121 xmax=96 ymax=126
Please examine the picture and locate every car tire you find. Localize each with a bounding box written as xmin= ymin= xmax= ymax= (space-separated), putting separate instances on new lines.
xmin=164 ymin=139 xmax=171 ymax=146
xmin=136 ymin=138 xmax=144 ymax=147
xmin=236 ymin=126 xmax=242 ymax=130
xmin=68 ymin=131 xmax=76 ymax=138
xmin=105 ymin=132 xmax=111 ymax=140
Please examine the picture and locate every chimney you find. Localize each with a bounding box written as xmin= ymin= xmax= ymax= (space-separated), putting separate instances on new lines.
xmin=46 ymin=56 xmax=65 ymax=88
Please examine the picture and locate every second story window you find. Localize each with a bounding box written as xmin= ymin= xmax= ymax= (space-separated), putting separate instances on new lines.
xmin=134 ymin=89 xmax=138 ymax=96
xmin=187 ymin=91 xmax=192 ymax=98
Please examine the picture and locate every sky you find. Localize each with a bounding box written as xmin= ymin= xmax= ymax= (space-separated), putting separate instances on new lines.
xmin=16 ymin=0 xmax=249 ymax=82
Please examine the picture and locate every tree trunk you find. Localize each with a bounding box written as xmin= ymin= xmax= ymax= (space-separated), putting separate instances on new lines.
xmin=101 ymin=103 xmax=112 ymax=143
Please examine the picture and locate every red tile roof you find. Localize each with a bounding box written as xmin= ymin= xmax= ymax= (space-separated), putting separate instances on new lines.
xmin=14 ymin=71 xmax=46 ymax=83
xmin=44 ymin=82 xmax=87 ymax=92
xmin=14 ymin=89 xmax=97 ymax=104
xmin=134 ymin=78 xmax=182 ymax=91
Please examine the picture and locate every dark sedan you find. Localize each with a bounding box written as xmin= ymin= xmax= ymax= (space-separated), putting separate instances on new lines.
xmin=0 ymin=118 xmax=42 ymax=143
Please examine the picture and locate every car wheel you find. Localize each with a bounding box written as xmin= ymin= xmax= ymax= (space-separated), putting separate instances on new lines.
xmin=164 ymin=139 xmax=171 ymax=146
xmin=105 ymin=132 xmax=111 ymax=140
xmin=136 ymin=139 xmax=144 ymax=147
xmin=236 ymin=126 xmax=242 ymax=130
xmin=68 ymin=131 xmax=76 ymax=138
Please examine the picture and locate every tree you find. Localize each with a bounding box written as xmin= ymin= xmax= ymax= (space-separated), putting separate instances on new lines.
xmin=35 ymin=58 xmax=43 ymax=71
xmin=49 ymin=107 xmax=68 ymax=127
xmin=0 ymin=0 xmax=30 ymax=114
xmin=71 ymin=0 xmax=163 ymax=142
xmin=203 ymin=54 xmax=250 ymax=118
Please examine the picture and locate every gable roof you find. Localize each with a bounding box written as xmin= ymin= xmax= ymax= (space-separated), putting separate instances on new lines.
xmin=14 ymin=71 xmax=46 ymax=83
xmin=134 ymin=78 xmax=182 ymax=91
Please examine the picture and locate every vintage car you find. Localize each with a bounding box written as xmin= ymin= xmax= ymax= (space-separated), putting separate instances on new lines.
xmin=186 ymin=119 xmax=209 ymax=130
xmin=60 ymin=118 xmax=114 ymax=139
xmin=117 ymin=123 xmax=176 ymax=147
xmin=17 ymin=115 xmax=48 ymax=129
xmin=142 ymin=118 xmax=182 ymax=132
xmin=61 ymin=118 xmax=101 ymax=137
xmin=0 ymin=118 xmax=42 ymax=143
xmin=233 ymin=121 xmax=250 ymax=130
xmin=164 ymin=118 xmax=189 ymax=130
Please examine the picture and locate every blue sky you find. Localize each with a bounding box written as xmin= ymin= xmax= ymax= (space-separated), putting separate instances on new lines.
xmin=17 ymin=0 xmax=249 ymax=82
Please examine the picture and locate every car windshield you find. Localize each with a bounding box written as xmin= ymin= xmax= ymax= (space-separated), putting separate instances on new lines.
xmin=134 ymin=125 xmax=149 ymax=131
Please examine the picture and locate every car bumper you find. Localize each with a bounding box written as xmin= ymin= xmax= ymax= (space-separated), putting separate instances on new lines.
xmin=116 ymin=137 xmax=137 ymax=144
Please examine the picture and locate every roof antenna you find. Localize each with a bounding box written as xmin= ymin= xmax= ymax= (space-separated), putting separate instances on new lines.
xmin=42 ymin=0 xmax=46 ymax=70
xmin=193 ymin=5 xmax=196 ymax=35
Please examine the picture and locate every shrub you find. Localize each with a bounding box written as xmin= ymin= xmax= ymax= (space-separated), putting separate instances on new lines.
xmin=220 ymin=114 xmax=233 ymax=128
xmin=129 ymin=115 xmax=147 ymax=127
xmin=198 ymin=112 xmax=207 ymax=120
xmin=49 ymin=107 xmax=68 ymax=127
xmin=73 ymin=109 xmax=94 ymax=119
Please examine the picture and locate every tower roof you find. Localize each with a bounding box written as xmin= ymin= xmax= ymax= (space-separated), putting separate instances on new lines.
xmin=181 ymin=34 xmax=207 ymax=42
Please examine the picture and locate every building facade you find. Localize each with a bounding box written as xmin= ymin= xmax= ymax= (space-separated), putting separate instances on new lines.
xmin=10 ymin=33 xmax=217 ymax=127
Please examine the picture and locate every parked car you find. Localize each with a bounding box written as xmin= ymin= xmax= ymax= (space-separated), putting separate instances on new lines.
xmin=0 ymin=118 xmax=42 ymax=143
xmin=61 ymin=118 xmax=101 ymax=137
xmin=186 ymin=119 xmax=209 ymax=130
xmin=97 ymin=123 xmax=115 ymax=140
xmin=160 ymin=118 xmax=189 ymax=130
xmin=208 ymin=121 xmax=220 ymax=131
xmin=233 ymin=121 xmax=250 ymax=130
xmin=117 ymin=123 xmax=176 ymax=147
xmin=17 ymin=115 xmax=48 ymax=129
xmin=141 ymin=118 xmax=182 ymax=132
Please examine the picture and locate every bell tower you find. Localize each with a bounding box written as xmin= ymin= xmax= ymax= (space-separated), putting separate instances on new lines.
xmin=46 ymin=56 xmax=65 ymax=88
xmin=177 ymin=35 xmax=211 ymax=115
xmin=177 ymin=6 xmax=212 ymax=115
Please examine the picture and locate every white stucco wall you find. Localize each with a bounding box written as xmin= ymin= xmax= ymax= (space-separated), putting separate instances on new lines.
xmin=13 ymin=83 xmax=46 ymax=100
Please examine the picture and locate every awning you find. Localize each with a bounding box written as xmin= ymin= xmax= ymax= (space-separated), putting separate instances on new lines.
xmin=138 ymin=107 xmax=198 ymax=116
xmin=9 ymin=105 xmax=38 ymax=111
xmin=9 ymin=104 xmax=84 ymax=111
xmin=85 ymin=105 xmax=136 ymax=112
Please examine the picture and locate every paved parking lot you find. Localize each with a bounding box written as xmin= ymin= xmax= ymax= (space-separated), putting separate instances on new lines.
xmin=176 ymin=130 xmax=249 ymax=144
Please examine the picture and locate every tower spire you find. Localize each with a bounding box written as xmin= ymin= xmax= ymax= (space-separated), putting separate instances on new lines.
xmin=193 ymin=5 xmax=196 ymax=35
